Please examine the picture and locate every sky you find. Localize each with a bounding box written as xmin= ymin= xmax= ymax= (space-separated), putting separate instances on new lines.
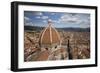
xmin=24 ymin=11 xmax=90 ymax=28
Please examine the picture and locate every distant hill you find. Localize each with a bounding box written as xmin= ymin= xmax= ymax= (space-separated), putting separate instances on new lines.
xmin=56 ymin=27 xmax=90 ymax=32
xmin=24 ymin=26 xmax=44 ymax=32
xmin=24 ymin=26 xmax=90 ymax=32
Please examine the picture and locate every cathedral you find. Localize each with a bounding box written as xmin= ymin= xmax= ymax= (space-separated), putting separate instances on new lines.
xmin=38 ymin=20 xmax=66 ymax=60
xmin=39 ymin=20 xmax=61 ymax=52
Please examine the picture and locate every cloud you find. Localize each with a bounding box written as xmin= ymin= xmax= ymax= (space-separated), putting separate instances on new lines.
xmin=25 ymin=22 xmax=34 ymax=26
xmin=59 ymin=14 xmax=79 ymax=23
xmin=24 ymin=11 xmax=43 ymax=17
xmin=36 ymin=16 xmax=49 ymax=19
xmin=59 ymin=13 xmax=90 ymax=25
xmin=43 ymin=20 xmax=46 ymax=23
xmin=24 ymin=16 xmax=31 ymax=25
xmin=46 ymin=19 xmax=60 ymax=24
xmin=24 ymin=16 xmax=34 ymax=26
xmin=33 ymin=12 xmax=43 ymax=16
xmin=53 ymin=20 xmax=60 ymax=23
xmin=24 ymin=16 xmax=30 ymax=21
xmin=36 ymin=16 xmax=41 ymax=19
xmin=51 ymin=13 xmax=56 ymax=15
xmin=41 ymin=16 xmax=48 ymax=19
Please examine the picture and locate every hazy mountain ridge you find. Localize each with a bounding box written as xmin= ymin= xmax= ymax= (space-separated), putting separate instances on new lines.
xmin=24 ymin=26 xmax=90 ymax=32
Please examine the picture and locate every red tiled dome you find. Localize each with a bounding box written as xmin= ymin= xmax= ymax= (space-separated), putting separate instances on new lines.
xmin=39 ymin=21 xmax=61 ymax=45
